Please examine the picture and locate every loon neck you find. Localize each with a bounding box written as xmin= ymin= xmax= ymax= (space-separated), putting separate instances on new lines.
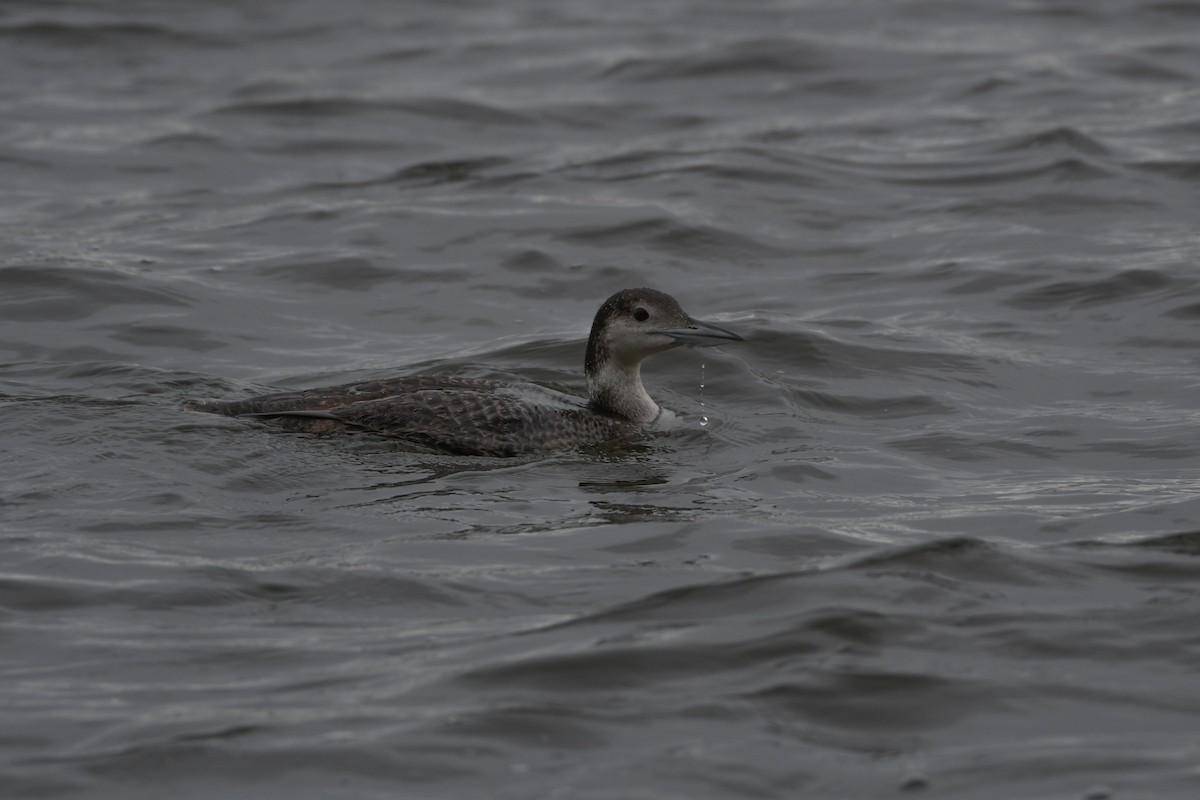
xmin=586 ymin=360 xmax=661 ymax=423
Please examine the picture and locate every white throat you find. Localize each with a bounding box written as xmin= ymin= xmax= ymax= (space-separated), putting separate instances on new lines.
xmin=587 ymin=359 xmax=661 ymax=423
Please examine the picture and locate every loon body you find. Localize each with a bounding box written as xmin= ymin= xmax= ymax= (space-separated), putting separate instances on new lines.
xmin=188 ymin=288 xmax=743 ymax=457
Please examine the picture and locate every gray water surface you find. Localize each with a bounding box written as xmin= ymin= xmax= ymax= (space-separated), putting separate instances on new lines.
xmin=4 ymin=1 xmax=1200 ymax=798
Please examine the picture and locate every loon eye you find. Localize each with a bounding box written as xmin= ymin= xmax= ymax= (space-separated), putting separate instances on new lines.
xmin=633 ymin=307 xmax=649 ymax=322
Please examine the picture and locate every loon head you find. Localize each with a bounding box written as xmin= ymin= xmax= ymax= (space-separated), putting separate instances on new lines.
xmin=584 ymin=288 xmax=744 ymax=423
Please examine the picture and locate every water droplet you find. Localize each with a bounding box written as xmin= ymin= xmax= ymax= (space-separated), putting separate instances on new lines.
xmin=700 ymin=415 xmax=709 ymax=427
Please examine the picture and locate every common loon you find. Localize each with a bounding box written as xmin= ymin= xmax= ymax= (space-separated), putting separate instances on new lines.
xmin=188 ymin=288 xmax=743 ymax=457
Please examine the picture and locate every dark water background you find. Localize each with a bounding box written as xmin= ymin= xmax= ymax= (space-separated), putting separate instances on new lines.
xmin=4 ymin=1 xmax=1200 ymax=797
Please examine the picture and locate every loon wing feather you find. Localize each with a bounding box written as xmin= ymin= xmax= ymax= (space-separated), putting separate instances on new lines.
xmin=195 ymin=380 xmax=632 ymax=456
xmin=236 ymin=409 xmax=343 ymax=420
xmin=325 ymin=389 xmax=629 ymax=456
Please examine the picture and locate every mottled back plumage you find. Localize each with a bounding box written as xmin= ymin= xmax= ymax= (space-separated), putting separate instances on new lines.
xmin=188 ymin=376 xmax=633 ymax=456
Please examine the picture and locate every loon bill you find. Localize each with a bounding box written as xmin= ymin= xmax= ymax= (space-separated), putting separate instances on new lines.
xmin=187 ymin=288 xmax=744 ymax=457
